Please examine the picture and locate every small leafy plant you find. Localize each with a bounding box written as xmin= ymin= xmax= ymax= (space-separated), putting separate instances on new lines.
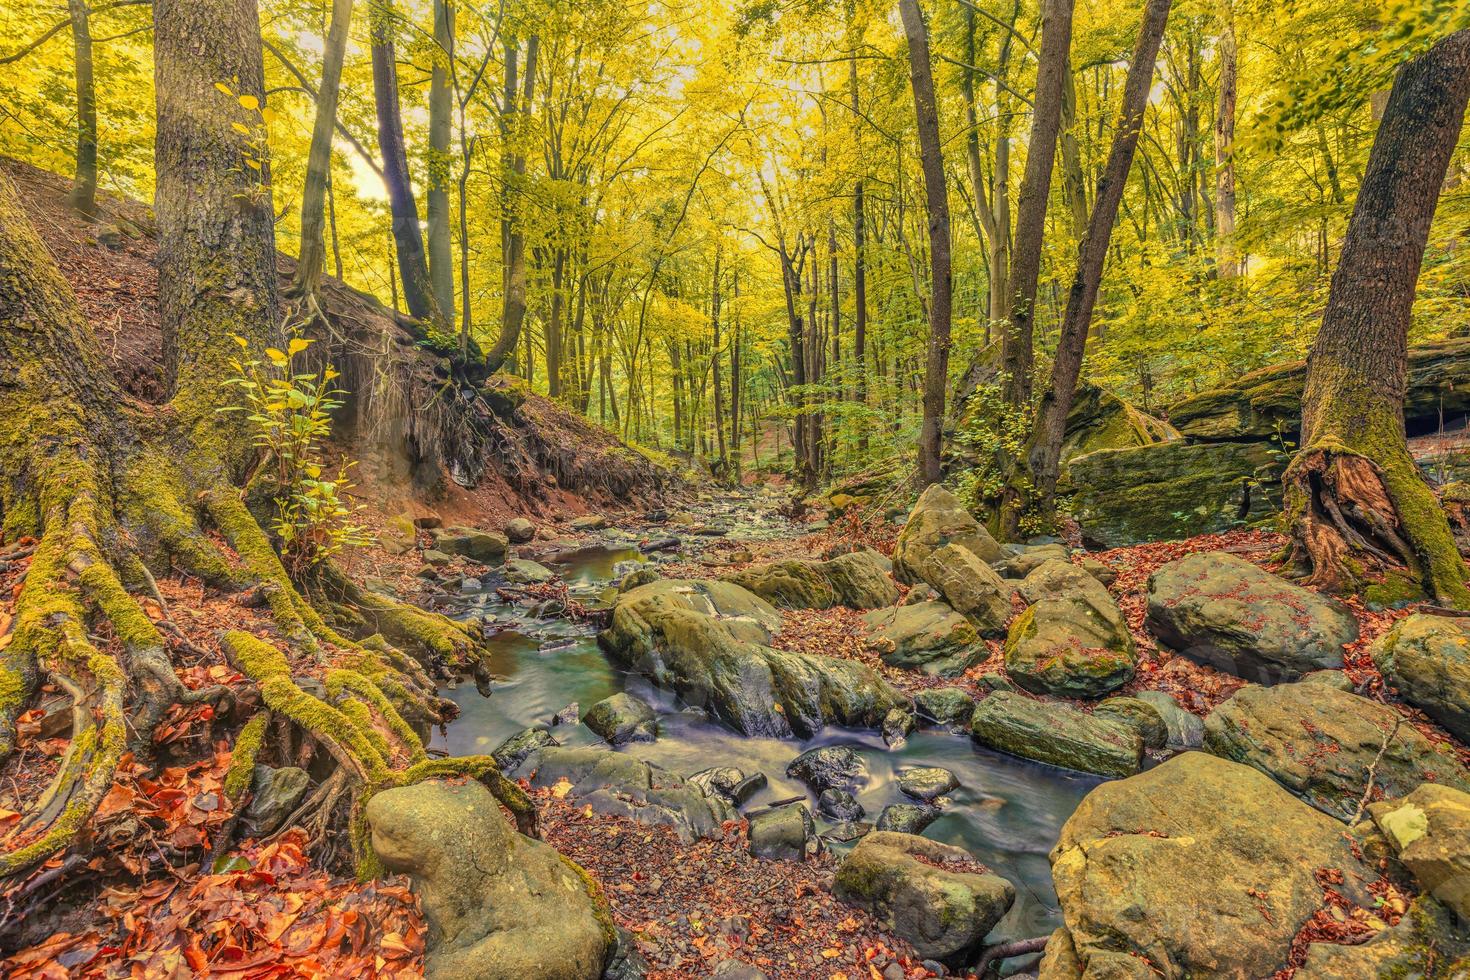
xmin=221 ymin=334 xmax=369 ymax=572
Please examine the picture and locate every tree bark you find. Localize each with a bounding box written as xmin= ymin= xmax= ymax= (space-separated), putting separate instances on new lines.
xmin=427 ymin=0 xmax=454 ymax=321
xmin=294 ymin=0 xmax=353 ymax=297
xmin=1001 ymin=0 xmax=1074 ymax=406
xmin=66 ymin=0 xmax=98 ymax=220
xmin=484 ymin=34 xmax=538 ymax=375
xmin=1287 ymin=29 xmax=1470 ymax=606
xmin=1214 ymin=1 xmax=1239 ymax=277
xmin=900 ymin=0 xmax=952 ymax=487
xmin=1025 ymin=0 xmax=1172 ymax=520
xmin=370 ymin=0 xmax=441 ymax=324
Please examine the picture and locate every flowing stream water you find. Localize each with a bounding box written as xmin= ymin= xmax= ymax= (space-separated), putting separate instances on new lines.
xmin=429 ymin=526 xmax=1099 ymax=948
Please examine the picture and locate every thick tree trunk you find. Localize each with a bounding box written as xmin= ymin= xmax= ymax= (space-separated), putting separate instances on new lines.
xmin=370 ymin=0 xmax=441 ymax=324
xmin=426 ymin=0 xmax=454 ymax=320
xmin=294 ymin=0 xmax=353 ymax=297
xmin=1214 ymin=2 xmax=1239 ymax=277
xmin=1025 ymin=0 xmax=1172 ymax=520
xmin=153 ymin=0 xmax=280 ymax=456
xmin=66 ymin=0 xmax=98 ymax=220
xmin=900 ymin=0 xmax=952 ymax=487
xmin=484 ymin=35 xmax=538 ymax=375
xmin=1001 ymin=0 xmax=1074 ymax=406
xmin=1287 ymin=30 xmax=1470 ymax=606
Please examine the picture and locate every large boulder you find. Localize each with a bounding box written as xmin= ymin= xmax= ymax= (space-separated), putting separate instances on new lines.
xmin=1131 ymin=690 xmax=1204 ymax=750
xmin=1004 ymin=581 xmax=1135 ymax=699
xmin=582 ymin=692 xmax=657 ymax=745
xmin=723 ymin=550 xmax=898 ymax=610
xmin=1203 ymin=681 xmax=1470 ymax=820
xmin=1015 ymin=559 xmax=1108 ymax=604
xmin=1065 ymin=440 xmax=1283 ymax=549
xmin=970 ymin=692 xmax=1143 ymax=778
xmin=1042 ymin=753 xmax=1380 ymax=980
xmin=1373 ymin=613 xmax=1470 ymax=742
xmin=915 ymin=543 xmax=1014 ymax=633
xmin=530 ymin=747 xmax=734 ymax=842
xmin=432 ymin=526 xmax=510 ymax=564
xmin=862 ymin=601 xmax=981 ymax=677
xmin=1296 ymin=895 xmax=1470 ymax=979
xmin=913 ymin=686 xmax=976 ymax=729
xmin=1369 ymin=784 xmax=1470 ymax=921
xmin=601 ymin=579 xmax=905 ymax=737
xmin=366 ymin=779 xmax=612 ymax=980
xmin=748 ymin=803 xmax=817 ymax=861
xmin=834 ymin=832 xmax=1014 ymax=964
xmin=1146 ymin=551 xmax=1358 ymax=681
xmin=893 ymin=485 xmax=1005 ymax=584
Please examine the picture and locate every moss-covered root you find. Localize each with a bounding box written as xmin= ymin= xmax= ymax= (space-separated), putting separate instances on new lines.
xmin=309 ymin=560 xmax=481 ymax=672
xmin=1286 ymin=438 xmax=1470 ymax=607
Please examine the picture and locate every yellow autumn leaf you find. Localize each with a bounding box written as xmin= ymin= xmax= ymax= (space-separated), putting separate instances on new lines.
xmin=265 ymin=348 xmax=288 ymax=365
xmin=231 ymin=122 xmax=250 ymax=135
xmin=238 ymin=94 xmax=259 ymax=111
xmin=214 ymin=81 xmax=233 ymax=96
xmin=288 ymin=337 xmax=312 ymax=355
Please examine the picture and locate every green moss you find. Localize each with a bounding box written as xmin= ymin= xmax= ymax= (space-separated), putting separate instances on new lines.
xmin=326 ymin=669 xmax=426 ymax=764
xmin=1 ymin=497 xmax=39 ymax=541
xmin=1364 ymin=570 xmax=1428 ymax=610
xmin=77 ymin=563 xmax=163 ymax=650
xmin=224 ymin=630 xmax=291 ymax=679
xmin=559 ymin=853 xmax=619 ymax=950
xmin=224 ymin=711 xmax=271 ymax=800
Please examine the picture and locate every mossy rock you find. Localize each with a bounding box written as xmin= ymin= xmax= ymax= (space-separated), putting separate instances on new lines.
xmin=893 ymin=485 xmax=1005 ymax=584
xmin=1373 ymin=613 xmax=1470 ymax=743
xmin=970 ymin=691 xmax=1143 ymax=778
xmin=862 ymin=601 xmax=982 ymax=678
xmin=1004 ymin=588 xmax=1136 ymax=700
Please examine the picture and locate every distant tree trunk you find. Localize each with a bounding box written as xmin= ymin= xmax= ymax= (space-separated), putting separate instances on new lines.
xmin=712 ymin=252 xmax=727 ymax=469
xmin=1286 ymin=29 xmax=1470 ymax=606
xmin=294 ymin=0 xmax=353 ymax=296
xmin=900 ymin=0 xmax=952 ymax=487
xmin=153 ymin=0 xmax=280 ymax=432
xmin=730 ymin=269 xmax=743 ymax=460
xmin=1214 ymin=1 xmax=1239 ymax=277
xmin=853 ymin=180 xmax=869 ymax=448
xmin=546 ymin=249 xmax=565 ymax=397
xmin=426 ymin=0 xmax=454 ymax=320
xmin=1026 ymin=0 xmax=1172 ymax=519
xmin=1001 ymin=0 xmax=1074 ymax=406
xmin=66 ymin=0 xmax=98 ymax=219
xmin=484 ymin=35 xmax=538 ymax=374
xmin=1058 ymin=58 xmax=1089 ymax=240
xmin=370 ymin=0 xmax=441 ymax=323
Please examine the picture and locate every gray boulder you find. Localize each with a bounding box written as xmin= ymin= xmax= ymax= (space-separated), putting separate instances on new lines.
xmin=971 ymin=692 xmax=1143 ymax=778
xmin=1373 ymin=613 xmax=1470 ymax=742
xmin=1369 ymin=783 xmax=1470 ymax=922
xmin=505 ymin=558 xmax=556 ymax=584
xmin=491 ymin=726 xmax=557 ymax=774
xmin=243 ymin=765 xmax=309 ymax=836
xmin=582 ymin=692 xmax=657 ymax=745
xmin=601 ymin=579 xmax=905 ymax=738
xmin=687 ymin=766 xmax=764 ymax=805
xmin=531 ymin=747 xmax=734 ymax=842
xmin=1042 ymin=753 xmax=1379 ymax=980
xmin=996 ymin=543 xmax=1070 ymax=579
xmin=1203 ymin=680 xmax=1470 ymax=820
xmin=898 ymin=767 xmax=958 ymax=802
xmin=1131 ymin=690 xmax=1204 ymax=750
xmin=722 ymin=550 xmax=898 ymax=610
xmin=503 ymin=518 xmax=537 ymax=544
xmin=916 ymin=543 xmax=1014 ymax=634
xmin=862 ymin=601 xmax=981 ymax=677
xmin=433 ymin=526 xmax=509 ymax=564
xmin=1092 ymin=697 xmax=1167 ymax=750
xmin=875 ymin=803 xmax=940 ymax=835
xmin=818 ymin=789 xmax=865 ymax=822
xmin=1015 ymin=558 xmax=1108 ymax=604
xmin=893 ymin=485 xmax=1005 ymax=584
xmin=834 ymin=832 xmax=1015 ymax=964
xmin=366 ymin=779 xmax=611 ymax=980
xmin=1146 ymin=551 xmax=1358 ymax=682
xmin=748 ymin=804 xmax=817 ymax=861
xmin=787 ymin=745 xmax=866 ymax=793
xmin=913 ymin=687 xmax=976 ymax=729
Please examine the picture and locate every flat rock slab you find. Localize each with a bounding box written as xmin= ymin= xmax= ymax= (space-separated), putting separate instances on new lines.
xmin=1042 ymin=753 xmax=1380 ymax=980
xmin=1373 ymin=612 xmax=1470 ymax=742
xmin=531 ymin=747 xmax=733 ymax=842
xmin=1146 ymin=551 xmax=1358 ymax=682
xmin=862 ymin=601 xmax=980 ymax=678
xmin=971 ymin=691 xmax=1142 ymax=778
xmin=915 ymin=543 xmax=1014 ymax=634
xmin=1203 ymin=680 xmax=1470 ymax=821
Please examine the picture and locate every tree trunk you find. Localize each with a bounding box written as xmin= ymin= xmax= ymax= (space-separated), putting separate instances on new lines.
xmin=294 ymin=0 xmax=353 ymax=296
xmin=712 ymin=251 xmax=727 ymax=470
xmin=547 ymin=248 xmax=564 ymax=397
xmin=484 ymin=35 xmax=538 ymax=374
xmin=1287 ymin=29 xmax=1470 ymax=606
xmin=1026 ymin=0 xmax=1172 ymax=520
xmin=426 ymin=0 xmax=454 ymax=320
xmin=1001 ymin=0 xmax=1074 ymax=406
xmin=66 ymin=0 xmax=98 ymax=220
xmin=370 ymin=0 xmax=441 ymax=324
xmin=1214 ymin=1 xmax=1239 ymax=277
xmin=900 ymin=0 xmax=952 ymax=487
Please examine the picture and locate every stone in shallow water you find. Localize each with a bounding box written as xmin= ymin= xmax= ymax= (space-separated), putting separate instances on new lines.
xmin=835 ymin=831 xmax=1015 ymax=965
xmin=786 ymin=745 xmax=867 ymax=793
xmin=970 ymin=691 xmax=1143 ymax=778
xmin=582 ymin=692 xmax=658 ymax=745
xmin=1146 ymin=550 xmax=1358 ymax=682
xmin=1203 ymin=680 xmax=1470 ymax=821
xmin=898 ymin=766 xmax=958 ymax=802
xmin=748 ymin=803 xmax=817 ymax=861
xmin=491 ymin=726 xmax=557 ymax=773
xmin=505 ymin=558 xmax=557 ymax=584
xmin=818 ymin=788 xmax=865 ymax=821
xmin=875 ymin=803 xmax=939 ymax=835
xmin=531 ymin=747 xmax=733 ymax=842
xmin=913 ymin=686 xmax=976 ymax=728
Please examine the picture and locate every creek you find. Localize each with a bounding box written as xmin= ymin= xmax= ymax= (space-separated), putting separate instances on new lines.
xmin=429 ymin=522 xmax=1099 ymax=948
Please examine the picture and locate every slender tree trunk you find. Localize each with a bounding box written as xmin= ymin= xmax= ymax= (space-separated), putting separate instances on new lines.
xmin=1001 ymin=0 xmax=1075 ymax=407
xmin=66 ymin=0 xmax=98 ymax=220
xmin=900 ymin=0 xmax=952 ymax=487
xmin=1026 ymin=0 xmax=1172 ymax=519
xmin=294 ymin=0 xmax=353 ymax=296
xmin=1214 ymin=1 xmax=1239 ymax=278
xmin=712 ymin=251 xmax=727 ymax=469
xmin=370 ymin=0 xmax=441 ymax=323
xmin=426 ymin=0 xmax=454 ymax=320
xmin=1059 ymin=57 xmax=1090 ymax=241
xmin=547 ymin=249 xmax=564 ymax=397
xmin=484 ymin=35 xmax=538 ymax=374
xmin=1286 ymin=30 xmax=1470 ymax=606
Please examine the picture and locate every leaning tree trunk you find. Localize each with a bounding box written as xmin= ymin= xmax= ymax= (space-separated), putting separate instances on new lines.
xmin=66 ymin=0 xmax=98 ymax=220
xmin=900 ymin=0 xmax=952 ymax=487
xmin=294 ymin=0 xmax=354 ymax=298
xmin=1287 ymin=29 xmax=1470 ymax=606
xmin=1023 ymin=0 xmax=1172 ymax=522
xmin=0 ymin=0 xmax=521 ymax=885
